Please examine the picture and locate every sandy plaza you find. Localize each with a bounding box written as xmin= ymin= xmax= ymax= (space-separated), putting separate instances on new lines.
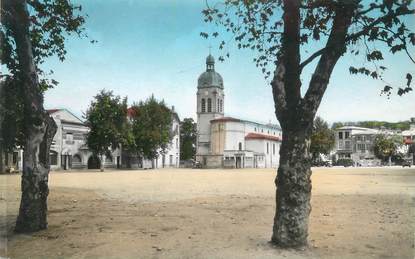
xmin=1 ymin=167 xmax=414 ymax=258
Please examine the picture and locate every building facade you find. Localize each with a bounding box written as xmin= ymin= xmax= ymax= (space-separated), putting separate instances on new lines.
xmin=196 ymin=55 xmax=282 ymax=168
xmin=48 ymin=109 xmax=120 ymax=170
xmin=6 ymin=108 xmax=180 ymax=172
xmin=334 ymin=123 xmax=415 ymax=166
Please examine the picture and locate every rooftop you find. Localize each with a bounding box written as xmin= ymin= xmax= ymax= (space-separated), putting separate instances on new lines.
xmin=210 ymin=116 xmax=281 ymax=130
xmin=245 ymin=133 xmax=281 ymax=142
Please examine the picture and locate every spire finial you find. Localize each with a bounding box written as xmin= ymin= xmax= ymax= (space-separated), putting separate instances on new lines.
xmin=208 ymin=44 xmax=212 ymax=55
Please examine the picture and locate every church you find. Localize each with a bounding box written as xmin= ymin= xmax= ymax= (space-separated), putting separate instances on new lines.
xmin=196 ymin=55 xmax=282 ymax=168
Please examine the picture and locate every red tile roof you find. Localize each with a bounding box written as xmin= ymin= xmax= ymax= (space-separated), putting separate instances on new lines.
xmin=245 ymin=133 xmax=281 ymax=142
xmin=404 ymin=139 xmax=413 ymax=144
xmin=127 ymin=107 xmax=137 ymax=118
xmin=210 ymin=117 xmax=241 ymax=123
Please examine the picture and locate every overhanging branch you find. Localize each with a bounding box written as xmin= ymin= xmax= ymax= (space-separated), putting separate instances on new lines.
xmin=299 ymin=6 xmax=415 ymax=72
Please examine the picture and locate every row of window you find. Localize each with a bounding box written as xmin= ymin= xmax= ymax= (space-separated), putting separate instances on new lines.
xmin=338 ymin=131 xmax=350 ymax=140
xmin=338 ymin=140 xmax=352 ymax=150
xmin=356 ymin=143 xmax=367 ymax=151
xmin=254 ymin=127 xmax=280 ymax=136
xmin=266 ymin=142 xmax=277 ymax=155
xmin=201 ymin=98 xmax=223 ymax=113
xmin=355 ymin=135 xmax=372 ymax=142
xmin=63 ymin=132 xmax=85 ymax=140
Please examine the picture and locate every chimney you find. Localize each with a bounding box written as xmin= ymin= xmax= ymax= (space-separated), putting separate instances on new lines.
xmin=410 ymin=117 xmax=415 ymax=130
xmin=171 ymin=106 xmax=175 ymax=112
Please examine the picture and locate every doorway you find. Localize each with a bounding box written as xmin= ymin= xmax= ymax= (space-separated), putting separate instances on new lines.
xmin=87 ymin=155 xmax=101 ymax=169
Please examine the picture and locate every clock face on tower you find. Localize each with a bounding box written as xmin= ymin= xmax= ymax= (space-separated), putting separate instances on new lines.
xmin=204 ymin=91 xmax=208 ymax=96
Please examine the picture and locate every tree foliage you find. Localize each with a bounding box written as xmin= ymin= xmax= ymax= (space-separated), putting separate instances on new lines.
xmin=310 ymin=116 xmax=335 ymax=159
xmin=202 ymin=0 xmax=414 ymax=95
xmin=0 ymin=0 xmax=88 ymax=151
xmin=331 ymin=120 xmax=411 ymax=131
xmin=180 ymin=118 xmax=197 ymax=160
xmin=129 ymin=96 xmax=173 ymax=160
xmin=373 ymin=134 xmax=402 ymax=161
xmin=85 ymin=90 xmax=131 ymax=158
xmin=0 ymin=77 xmax=25 ymax=152
xmin=1 ymin=0 xmax=88 ymax=83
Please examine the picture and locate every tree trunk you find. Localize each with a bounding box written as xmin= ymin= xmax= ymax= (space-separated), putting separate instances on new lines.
xmin=100 ymin=154 xmax=104 ymax=172
xmin=271 ymin=127 xmax=312 ymax=247
xmin=0 ymin=149 xmax=3 ymax=173
xmin=3 ymin=0 xmax=58 ymax=233
xmin=15 ymin=115 xmax=56 ymax=232
xmin=268 ymin=0 xmax=356 ymax=248
xmin=0 ymin=81 xmax=4 ymax=173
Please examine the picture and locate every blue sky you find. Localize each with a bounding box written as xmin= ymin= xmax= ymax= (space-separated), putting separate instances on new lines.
xmin=43 ymin=0 xmax=415 ymax=124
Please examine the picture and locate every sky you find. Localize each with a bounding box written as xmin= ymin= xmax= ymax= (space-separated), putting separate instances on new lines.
xmin=43 ymin=0 xmax=415 ymax=125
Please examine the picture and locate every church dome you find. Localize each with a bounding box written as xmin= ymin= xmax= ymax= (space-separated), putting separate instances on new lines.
xmin=197 ymin=55 xmax=224 ymax=89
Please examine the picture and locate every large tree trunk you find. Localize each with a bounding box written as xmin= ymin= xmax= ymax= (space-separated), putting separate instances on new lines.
xmin=15 ymin=115 xmax=56 ymax=232
xmin=100 ymin=154 xmax=104 ymax=172
xmin=0 ymin=148 xmax=3 ymax=173
xmin=0 ymin=81 xmax=4 ymax=173
xmin=3 ymin=0 xmax=57 ymax=233
xmin=271 ymin=126 xmax=312 ymax=247
xmin=270 ymin=1 xmax=356 ymax=247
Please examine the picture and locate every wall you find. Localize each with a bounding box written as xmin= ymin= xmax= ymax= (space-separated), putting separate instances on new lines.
xmin=224 ymin=121 xmax=245 ymax=151
xmin=245 ymin=139 xmax=280 ymax=168
xmin=210 ymin=122 xmax=226 ymax=155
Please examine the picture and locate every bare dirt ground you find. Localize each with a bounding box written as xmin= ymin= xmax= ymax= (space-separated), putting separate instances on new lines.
xmin=1 ymin=167 xmax=414 ymax=259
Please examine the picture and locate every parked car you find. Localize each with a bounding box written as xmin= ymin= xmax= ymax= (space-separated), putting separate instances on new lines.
xmin=402 ymin=160 xmax=412 ymax=168
xmin=335 ymin=158 xmax=354 ymax=167
xmin=312 ymin=159 xmax=332 ymax=167
xmin=193 ymin=161 xmax=202 ymax=169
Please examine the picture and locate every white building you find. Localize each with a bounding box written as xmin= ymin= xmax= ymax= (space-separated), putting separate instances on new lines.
xmin=17 ymin=108 xmax=180 ymax=171
xmin=195 ymin=55 xmax=282 ymax=168
xmin=334 ymin=125 xmax=407 ymax=166
xmin=334 ymin=126 xmax=379 ymax=163
xmin=48 ymin=109 xmax=120 ymax=170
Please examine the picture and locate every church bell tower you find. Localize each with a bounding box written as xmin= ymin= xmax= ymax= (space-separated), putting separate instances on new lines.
xmin=196 ymin=55 xmax=225 ymax=161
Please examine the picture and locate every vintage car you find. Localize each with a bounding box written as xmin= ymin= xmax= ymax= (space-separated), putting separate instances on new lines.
xmin=402 ymin=159 xmax=412 ymax=168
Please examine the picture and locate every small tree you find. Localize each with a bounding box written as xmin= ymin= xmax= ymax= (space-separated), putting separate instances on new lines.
xmin=180 ymin=118 xmax=197 ymax=160
xmin=373 ymin=134 xmax=401 ymax=164
xmin=1 ymin=0 xmax=87 ymax=232
xmin=310 ymin=116 xmax=335 ymax=162
xmin=130 ymin=96 xmax=173 ymax=166
xmin=85 ymin=90 xmax=130 ymax=171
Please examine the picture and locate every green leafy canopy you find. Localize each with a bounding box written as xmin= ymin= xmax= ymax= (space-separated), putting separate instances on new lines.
xmin=180 ymin=118 xmax=197 ymax=160
xmin=0 ymin=0 xmax=89 ymax=150
xmin=129 ymin=95 xmax=174 ymax=160
xmin=373 ymin=133 xmax=402 ymax=160
xmin=85 ymin=90 xmax=131 ymax=156
xmin=310 ymin=116 xmax=335 ymax=159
